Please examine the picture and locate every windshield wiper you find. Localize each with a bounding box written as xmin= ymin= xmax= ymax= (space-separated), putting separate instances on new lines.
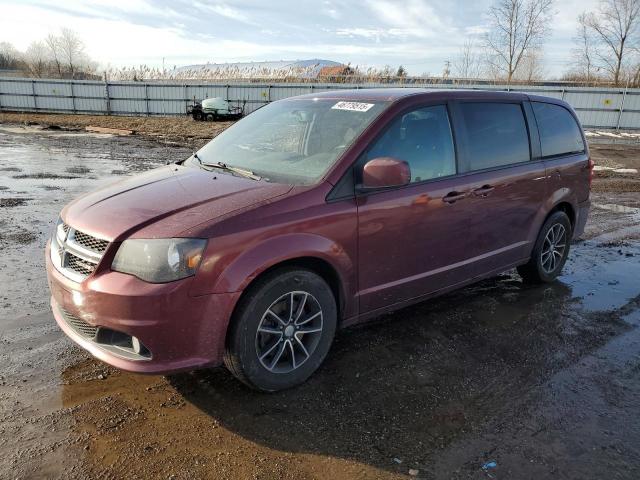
xmin=201 ymin=161 xmax=261 ymax=181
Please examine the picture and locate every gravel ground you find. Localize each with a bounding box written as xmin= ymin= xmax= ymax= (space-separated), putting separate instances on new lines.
xmin=589 ymin=142 xmax=640 ymax=193
xmin=0 ymin=112 xmax=230 ymax=150
xmin=1 ymin=117 xmax=640 ymax=479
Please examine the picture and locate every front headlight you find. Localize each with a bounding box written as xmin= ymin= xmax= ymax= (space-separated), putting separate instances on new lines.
xmin=111 ymin=238 xmax=207 ymax=283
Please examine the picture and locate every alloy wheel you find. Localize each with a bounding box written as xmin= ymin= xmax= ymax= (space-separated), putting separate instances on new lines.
xmin=540 ymin=223 xmax=567 ymax=274
xmin=255 ymin=291 xmax=324 ymax=374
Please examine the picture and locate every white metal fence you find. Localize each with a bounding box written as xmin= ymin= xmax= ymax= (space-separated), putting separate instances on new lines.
xmin=0 ymin=76 xmax=637 ymax=130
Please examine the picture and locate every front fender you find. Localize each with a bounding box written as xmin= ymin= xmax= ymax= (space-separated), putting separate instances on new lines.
xmin=221 ymin=233 xmax=353 ymax=292
xmin=192 ymin=232 xmax=355 ymax=309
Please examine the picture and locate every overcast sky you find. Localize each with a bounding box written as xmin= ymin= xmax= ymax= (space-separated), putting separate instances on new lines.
xmin=0 ymin=0 xmax=600 ymax=77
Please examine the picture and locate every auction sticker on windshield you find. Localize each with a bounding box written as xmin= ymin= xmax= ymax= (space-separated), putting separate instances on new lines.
xmin=331 ymin=101 xmax=375 ymax=112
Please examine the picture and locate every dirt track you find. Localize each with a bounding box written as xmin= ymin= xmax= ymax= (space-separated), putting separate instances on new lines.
xmin=0 ymin=112 xmax=230 ymax=150
xmin=1 ymin=118 xmax=640 ymax=479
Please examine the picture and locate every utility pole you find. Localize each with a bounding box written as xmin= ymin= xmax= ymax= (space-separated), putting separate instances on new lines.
xmin=443 ymin=60 xmax=451 ymax=80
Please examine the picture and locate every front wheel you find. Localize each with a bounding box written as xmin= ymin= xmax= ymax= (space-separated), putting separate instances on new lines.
xmin=518 ymin=211 xmax=572 ymax=283
xmin=224 ymin=268 xmax=337 ymax=391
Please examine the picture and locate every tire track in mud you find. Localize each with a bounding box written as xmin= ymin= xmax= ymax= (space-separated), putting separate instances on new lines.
xmin=1 ymin=126 xmax=640 ymax=479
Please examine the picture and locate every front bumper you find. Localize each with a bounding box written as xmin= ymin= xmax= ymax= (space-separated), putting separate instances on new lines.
xmin=46 ymin=241 xmax=240 ymax=374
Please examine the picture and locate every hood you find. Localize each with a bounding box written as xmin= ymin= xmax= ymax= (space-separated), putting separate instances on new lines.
xmin=62 ymin=165 xmax=292 ymax=240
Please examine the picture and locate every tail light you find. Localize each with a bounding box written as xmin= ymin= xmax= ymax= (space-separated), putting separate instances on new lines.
xmin=588 ymin=158 xmax=595 ymax=189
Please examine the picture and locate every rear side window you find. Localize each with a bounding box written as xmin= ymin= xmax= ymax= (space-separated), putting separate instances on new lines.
xmin=532 ymin=102 xmax=585 ymax=158
xmin=365 ymin=105 xmax=456 ymax=183
xmin=458 ymin=103 xmax=530 ymax=171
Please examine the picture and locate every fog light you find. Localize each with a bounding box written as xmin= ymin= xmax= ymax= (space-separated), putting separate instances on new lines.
xmin=131 ymin=336 xmax=141 ymax=354
xmin=72 ymin=290 xmax=84 ymax=306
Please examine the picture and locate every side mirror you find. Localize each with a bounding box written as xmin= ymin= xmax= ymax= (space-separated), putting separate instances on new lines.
xmin=359 ymin=157 xmax=411 ymax=191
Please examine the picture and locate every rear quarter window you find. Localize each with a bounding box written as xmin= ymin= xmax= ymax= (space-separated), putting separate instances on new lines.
xmin=458 ymin=102 xmax=530 ymax=171
xmin=532 ymin=102 xmax=585 ymax=158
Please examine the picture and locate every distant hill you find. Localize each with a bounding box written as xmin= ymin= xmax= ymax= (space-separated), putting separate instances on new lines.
xmin=169 ymin=59 xmax=345 ymax=79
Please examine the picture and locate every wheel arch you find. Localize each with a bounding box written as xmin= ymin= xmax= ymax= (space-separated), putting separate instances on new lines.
xmin=548 ymin=201 xmax=576 ymax=229
xmin=526 ymin=193 xmax=578 ymax=256
xmin=224 ymin=255 xmax=348 ymax=352
xmin=211 ymin=232 xmax=355 ymax=327
xmin=238 ymin=256 xmax=346 ymax=320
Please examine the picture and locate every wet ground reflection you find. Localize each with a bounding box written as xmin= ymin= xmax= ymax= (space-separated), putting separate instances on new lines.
xmin=53 ymin=237 xmax=640 ymax=479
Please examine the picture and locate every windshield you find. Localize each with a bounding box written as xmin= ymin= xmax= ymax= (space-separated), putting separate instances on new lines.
xmin=189 ymin=98 xmax=388 ymax=185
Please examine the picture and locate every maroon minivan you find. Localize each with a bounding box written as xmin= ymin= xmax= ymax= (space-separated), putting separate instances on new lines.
xmin=46 ymin=89 xmax=592 ymax=391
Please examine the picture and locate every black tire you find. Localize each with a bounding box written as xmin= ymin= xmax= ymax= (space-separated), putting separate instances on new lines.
xmin=518 ymin=211 xmax=572 ymax=283
xmin=192 ymin=111 xmax=202 ymax=121
xmin=223 ymin=268 xmax=337 ymax=392
xmin=205 ymin=113 xmax=215 ymax=122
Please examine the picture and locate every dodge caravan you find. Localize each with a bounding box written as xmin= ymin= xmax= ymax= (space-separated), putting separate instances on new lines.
xmin=46 ymin=89 xmax=592 ymax=391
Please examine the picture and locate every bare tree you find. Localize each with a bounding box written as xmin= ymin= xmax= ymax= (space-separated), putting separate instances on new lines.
xmin=24 ymin=41 xmax=50 ymax=78
xmin=0 ymin=42 xmax=21 ymax=70
xmin=513 ymin=48 xmax=546 ymax=81
xmin=585 ymin=0 xmax=640 ymax=85
xmin=44 ymin=33 xmax=63 ymax=77
xmin=484 ymin=0 xmax=554 ymax=83
xmin=572 ymin=12 xmax=598 ymax=83
xmin=58 ymin=28 xmax=88 ymax=79
xmin=453 ymin=40 xmax=483 ymax=78
xmin=40 ymin=29 xmax=96 ymax=78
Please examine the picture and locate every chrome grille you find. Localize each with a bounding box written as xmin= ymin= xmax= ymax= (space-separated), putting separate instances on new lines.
xmin=51 ymin=220 xmax=110 ymax=282
xmin=61 ymin=308 xmax=98 ymax=338
xmin=67 ymin=252 xmax=96 ymax=277
xmin=73 ymin=230 xmax=109 ymax=254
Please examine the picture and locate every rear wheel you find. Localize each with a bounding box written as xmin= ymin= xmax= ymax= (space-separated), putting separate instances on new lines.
xmin=518 ymin=211 xmax=572 ymax=283
xmin=224 ymin=268 xmax=337 ymax=391
xmin=205 ymin=113 xmax=214 ymax=122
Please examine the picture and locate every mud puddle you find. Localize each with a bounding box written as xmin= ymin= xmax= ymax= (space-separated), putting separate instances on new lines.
xmin=0 ymin=126 xmax=192 ymax=321
xmin=48 ymin=239 xmax=640 ymax=479
xmin=562 ymin=240 xmax=640 ymax=311
xmin=12 ymin=173 xmax=83 ymax=180
xmin=0 ymin=128 xmax=193 ymax=479
xmin=2 ymin=128 xmax=640 ymax=479
xmin=0 ymin=197 xmax=32 ymax=207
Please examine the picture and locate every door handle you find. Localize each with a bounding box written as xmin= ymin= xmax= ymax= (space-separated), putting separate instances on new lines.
xmin=442 ymin=191 xmax=467 ymax=204
xmin=472 ymin=185 xmax=495 ymax=197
